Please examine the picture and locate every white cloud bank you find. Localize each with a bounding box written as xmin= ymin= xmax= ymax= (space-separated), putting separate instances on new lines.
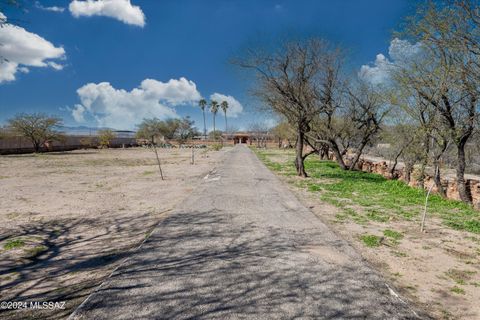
xmin=359 ymin=38 xmax=423 ymax=85
xmin=35 ymin=2 xmax=65 ymax=12
xmin=0 ymin=14 xmax=66 ymax=83
xmin=209 ymin=93 xmax=244 ymax=118
xmin=69 ymin=0 xmax=145 ymax=27
xmin=72 ymin=78 xmax=202 ymax=129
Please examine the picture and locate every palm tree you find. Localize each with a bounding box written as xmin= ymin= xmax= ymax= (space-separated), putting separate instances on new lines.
xmin=210 ymin=100 xmax=219 ymax=139
xmin=198 ymin=98 xmax=207 ymax=140
xmin=221 ymin=100 xmax=229 ymax=133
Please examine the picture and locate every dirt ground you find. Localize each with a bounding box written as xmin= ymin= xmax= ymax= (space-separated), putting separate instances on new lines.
xmin=265 ymin=152 xmax=480 ymax=320
xmin=0 ymin=147 xmax=226 ymax=320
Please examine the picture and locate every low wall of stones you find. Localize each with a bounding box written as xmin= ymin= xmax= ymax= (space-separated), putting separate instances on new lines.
xmin=344 ymin=156 xmax=480 ymax=209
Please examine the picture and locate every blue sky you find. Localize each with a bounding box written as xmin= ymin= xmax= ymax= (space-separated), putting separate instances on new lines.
xmin=0 ymin=0 xmax=420 ymax=131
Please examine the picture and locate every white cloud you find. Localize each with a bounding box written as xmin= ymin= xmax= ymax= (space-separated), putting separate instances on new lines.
xmin=140 ymin=78 xmax=201 ymax=104
xmin=72 ymin=104 xmax=86 ymax=122
xmin=69 ymin=0 xmax=145 ymax=27
xmin=0 ymin=16 xmax=65 ymax=83
xmin=209 ymin=93 xmax=244 ymax=118
xmin=0 ymin=61 xmax=18 ymax=83
xmin=0 ymin=12 xmax=6 ymax=24
xmin=18 ymin=67 xmax=30 ymax=73
xmin=35 ymin=2 xmax=65 ymax=13
xmin=73 ymin=78 xmax=201 ymax=129
xmin=359 ymin=38 xmax=424 ymax=85
xmin=359 ymin=53 xmax=392 ymax=86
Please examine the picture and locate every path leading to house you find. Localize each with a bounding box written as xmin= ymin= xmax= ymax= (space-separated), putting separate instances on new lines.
xmin=70 ymin=145 xmax=423 ymax=320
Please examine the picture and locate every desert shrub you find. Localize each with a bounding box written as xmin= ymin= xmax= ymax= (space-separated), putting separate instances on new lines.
xmin=98 ymin=130 xmax=116 ymax=148
xmin=79 ymin=137 xmax=95 ymax=149
xmin=211 ymin=144 xmax=222 ymax=151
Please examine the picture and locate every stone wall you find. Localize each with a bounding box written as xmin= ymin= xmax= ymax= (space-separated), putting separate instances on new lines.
xmin=337 ymin=155 xmax=480 ymax=209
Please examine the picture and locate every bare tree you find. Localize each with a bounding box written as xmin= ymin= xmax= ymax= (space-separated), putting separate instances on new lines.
xmin=236 ymin=39 xmax=333 ymax=176
xmin=344 ymin=80 xmax=388 ymax=170
xmin=8 ymin=113 xmax=63 ymax=152
xmin=307 ymin=77 xmax=387 ymax=170
xmin=271 ymin=121 xmax=295 ymax=148
xmin=396 ymin=1 xmax=480 ymax=203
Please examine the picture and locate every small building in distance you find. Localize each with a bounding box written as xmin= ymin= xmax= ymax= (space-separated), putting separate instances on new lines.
xmin=223 ymin=131 xmax=277 ymax=146
xmin=223 ymin=132 xmax=251 ymax=144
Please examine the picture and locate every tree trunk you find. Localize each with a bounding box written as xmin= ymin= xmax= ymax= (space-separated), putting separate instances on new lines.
xmin=318 ymin=144 xmax=328 ymax=160
xmin=433 ymin=160 xmax=446 ymax=198
xmin=349 ymin=139 xmax=368 ymax=171
xmin=33 ymin=140 xmax=40 ymax=153
xmin=456 ymin=142 xmax=472 ymax=203
xmin=330 ymin=140 xmax=347 ymax=170
xmin=404 ymin=162 xmax=413 ymax=184
xmin=202 ymin=110 xmax=207 ymax=140
xmin=417 ymin=137 xmax=430 ymax=189
xmin=213 ymin=115 xmax=216 ymax=140
xmin=390 ymin=158 xmax=399 ymax=179
xmin=224 ymin=111 xmax=227 ymax=133
xmin=431 ymin=138 xmax=448 ymax=198
xmin=295 ymin=129 xmax=307 ymax=177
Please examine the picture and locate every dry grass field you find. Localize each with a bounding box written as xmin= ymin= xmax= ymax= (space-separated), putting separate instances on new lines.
xmin=0 ymin=147 xmax=226 ymax=320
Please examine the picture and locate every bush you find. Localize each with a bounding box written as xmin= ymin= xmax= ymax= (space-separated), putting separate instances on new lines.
xmin=211 ymin=144 xmax=223 ymax=151
xmin=97 ymin=130 xmax=116 ymax=148
xmin=79 ymin=137 xmax=95 ymax=149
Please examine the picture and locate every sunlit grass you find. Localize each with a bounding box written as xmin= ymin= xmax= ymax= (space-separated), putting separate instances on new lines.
xmin=253 ymin=148 xmax=480 ymax=234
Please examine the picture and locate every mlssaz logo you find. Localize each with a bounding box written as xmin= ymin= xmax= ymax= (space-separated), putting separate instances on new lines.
xmin=29 ymin=301 xmax=66 ymax=310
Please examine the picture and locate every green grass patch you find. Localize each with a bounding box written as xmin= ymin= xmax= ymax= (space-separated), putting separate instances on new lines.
xmin=383 ymin=229 xmax=404 ymax=240
xmin=253 ymin=149 xmax=480 ymax=234
xmin=366 ymin=209 xmax=390 ymax=222
xmin=450 ymin=286 xmax=466 ymax=295
xmin=360 ymin=234 xmax=381 ymax=247
xmin=4 ymin=238 xmax=26 ymax=250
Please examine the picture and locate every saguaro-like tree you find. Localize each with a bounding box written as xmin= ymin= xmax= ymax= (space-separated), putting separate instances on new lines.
xmin=210 ymin=100 xmax=219 ymax=139
xmin=236 ymin=39 xmax=331 ymax=177
xmin=198 ymin=99 xmax=207 ymax=140
xmin=221 ymin=100 xmax=229 ymax=132
xmin=8 ymin=113 xmax=62 ymax=152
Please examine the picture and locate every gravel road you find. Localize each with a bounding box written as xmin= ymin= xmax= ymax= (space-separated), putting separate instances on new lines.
xmin=70 ymin=145 xmax=423 ymax=319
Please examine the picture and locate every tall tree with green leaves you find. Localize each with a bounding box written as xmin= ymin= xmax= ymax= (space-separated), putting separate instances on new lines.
xmin=198 ymin=98 xmax=207 ymax=140
xmin=210 ymin=100 xmax=219 ymax=139
xmin=221 ymin=100 xmax=229 ymax=133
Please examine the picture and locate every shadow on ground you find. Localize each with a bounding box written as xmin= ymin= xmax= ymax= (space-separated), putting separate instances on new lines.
xmin=0 ymin=213 xmax=159 ymax=320
xmin=73 ymin=209 xmax=430 ymax=320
